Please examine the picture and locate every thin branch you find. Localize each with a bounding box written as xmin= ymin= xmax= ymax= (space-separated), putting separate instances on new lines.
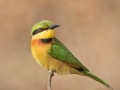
xmin=47 ymin=71 xmax=54 ymax=90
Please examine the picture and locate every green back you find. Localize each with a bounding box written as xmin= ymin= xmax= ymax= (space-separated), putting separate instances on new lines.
xmin=49 ymin=37 xmax=89 ymax=71
xmin=48 ymin=37 xmax=113 ymax=89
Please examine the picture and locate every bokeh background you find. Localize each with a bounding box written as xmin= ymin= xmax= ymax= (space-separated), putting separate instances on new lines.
xmin=0 ymin=0 xmax=120 ymax=90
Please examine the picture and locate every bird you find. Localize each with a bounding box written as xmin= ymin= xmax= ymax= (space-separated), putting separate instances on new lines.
xmin=31 ymin=20 xmax=113 ymax=90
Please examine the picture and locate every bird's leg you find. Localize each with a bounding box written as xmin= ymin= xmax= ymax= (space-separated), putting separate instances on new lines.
xmin=47 ymin=70 xmax=54 ymax=90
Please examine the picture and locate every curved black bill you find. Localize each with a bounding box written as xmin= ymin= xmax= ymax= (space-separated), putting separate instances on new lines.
xmin=49 ymin=24 xmax=60 ymax=29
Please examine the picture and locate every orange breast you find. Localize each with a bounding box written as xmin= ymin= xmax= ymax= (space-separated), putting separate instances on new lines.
xmin=31 ymin=39 xmax=52 ymax=70
xmin=31 ymin=39 xmax=82 ymax=75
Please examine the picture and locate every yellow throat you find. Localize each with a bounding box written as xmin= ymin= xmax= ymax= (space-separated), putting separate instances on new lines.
xmin=32 ymin=29 xmax=54 ymax=40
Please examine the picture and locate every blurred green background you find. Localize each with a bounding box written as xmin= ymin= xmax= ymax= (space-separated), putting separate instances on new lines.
xmin=0 ymin=0 xmax=120 ymax=90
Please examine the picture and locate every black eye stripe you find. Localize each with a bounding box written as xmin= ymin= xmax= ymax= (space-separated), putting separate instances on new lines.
xmin=32 ymin=28 xmax=48 ymax=35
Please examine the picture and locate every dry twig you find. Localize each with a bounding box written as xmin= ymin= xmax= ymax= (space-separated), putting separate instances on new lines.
xmin=47 ymin=71 xmax=54 ymax=90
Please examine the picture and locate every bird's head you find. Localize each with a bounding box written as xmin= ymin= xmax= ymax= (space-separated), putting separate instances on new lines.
xmin=31 ymin=20 xmax=60 ymax=39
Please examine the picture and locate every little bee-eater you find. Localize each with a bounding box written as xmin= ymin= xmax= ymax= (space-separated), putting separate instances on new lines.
xmin=31 ymin=20 xmax=113 ymax=90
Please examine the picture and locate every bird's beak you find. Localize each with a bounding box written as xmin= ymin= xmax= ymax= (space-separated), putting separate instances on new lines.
xmin=49 ymin=24 xmax=60 ymax=29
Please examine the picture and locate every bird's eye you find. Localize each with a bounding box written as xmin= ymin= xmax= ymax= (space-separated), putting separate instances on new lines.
xmin=38 ymin=28 xmax=48 ymax=31
xmin=32 ymin=28 xmax=48 ymax=35
xmin=38 ymin=28 xmax=44 ymax=31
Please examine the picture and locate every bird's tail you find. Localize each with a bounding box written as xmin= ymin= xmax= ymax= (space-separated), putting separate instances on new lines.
xmin=84 ymin=71 xmax=113 ymax=90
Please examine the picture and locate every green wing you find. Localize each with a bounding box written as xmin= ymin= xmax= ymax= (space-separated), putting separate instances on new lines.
xmin=49 ymin=37 xmax=113 ymax=89
xmin=49 ymin=37 xmax=89 ymax=71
